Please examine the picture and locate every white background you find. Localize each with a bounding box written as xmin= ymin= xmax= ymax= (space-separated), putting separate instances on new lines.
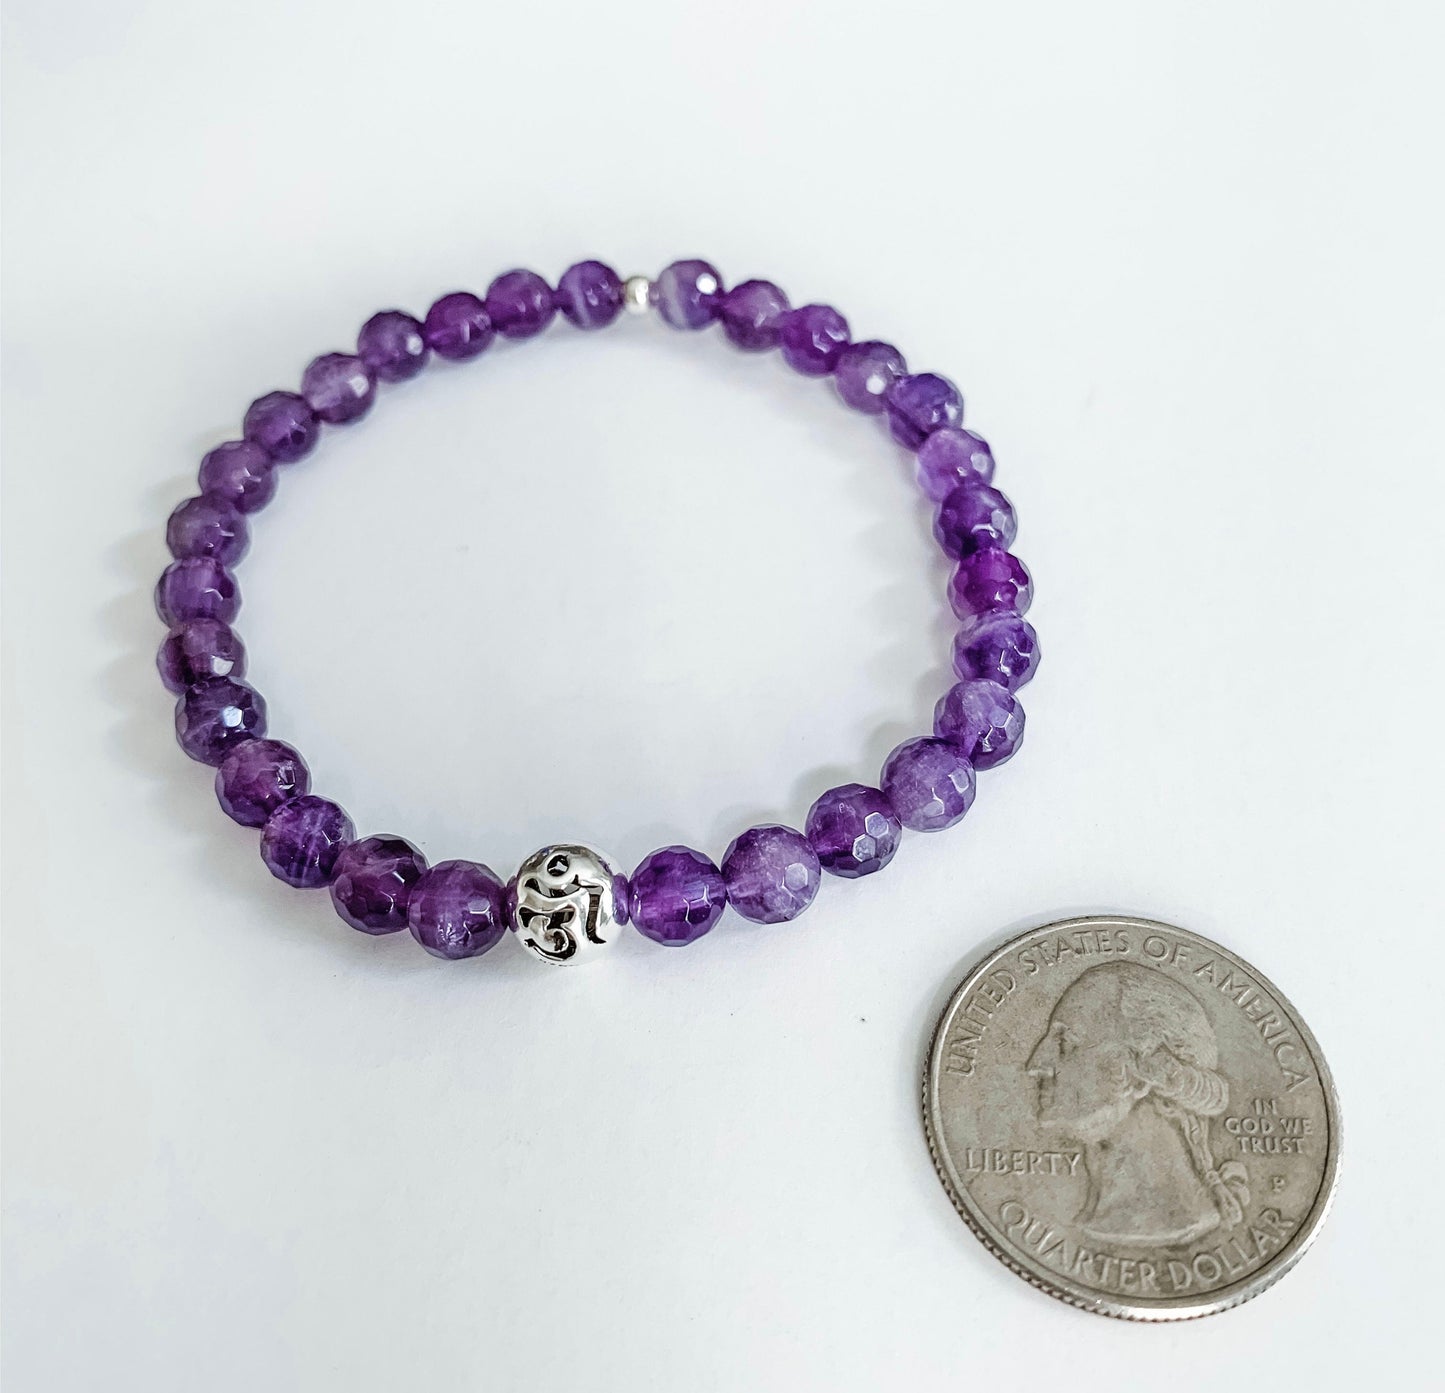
xmin=3 ymin=2 xmax=1442 ymax=1388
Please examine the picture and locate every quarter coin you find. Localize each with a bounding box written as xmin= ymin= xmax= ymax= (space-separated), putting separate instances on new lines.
xmin=923 ymin=916 xmax=1340 ymax=1319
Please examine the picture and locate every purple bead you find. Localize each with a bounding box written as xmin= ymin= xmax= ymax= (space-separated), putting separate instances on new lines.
xmin=165 ymin=494 xmax=248 ymax=566
xmin=358 ymin=310 xmax=430 ymax=382
xmin=880 ymin=736 xmax=976 ymax=832
xmin=407 ymin=859 xmax=508 ymax=960
xmin=155 ymin=557 xmax=239 ymax=626
xmin=260 ymin=795 xmax=355 ymax=889
xmin=885 ymin=373 xmax=964 ymax=448
xmin=629 ymin=845 xmax=728 ymax=945
xmin=157 ymin=617 xmax=246 ymax=693
xmin=834 ymin=340 xmax=906 ymax=413
xmin=933 ymin=484 xmax=1017 ymax=560
xmin=423 ymin=292 xmax=495 ymax=360
xmin=198 ymin=440 xmax=277 ymax=513
xmin=948 ymin=548 xmax=1033 ymax=620
xmin=721 ymin=824 xmax=821 ymax=924
xmin=486 ymin=269 xmax=556 ymax=339
xmin=243 ymin=391 xmax=319 ymax=463
xmin=916 ymin=428 xmax=995 ymax=501
xmin=174 ymin=676 xmax=266 ymax=766
xmin=556 ymin=260 xmax=624 ymax=330
xmin=215 ymin=739 xmax=310 ymax=827
xmin=952 ymin=612 xmax=1041 ymax=690
xmin=805 ymin=783 xmax=903 ymax=879
xmin=778 ymin=304 xmax=850 ymax=376
xmin=717 ymin=280 xmax=790 ymax=351
xmin=301 ymin=352 xmax=375 ymax=425
xmin=330 ymin=834 xmax=428 ymax=934
xmin=652 ymin=260 xmax=722 ymax=330
xmin=933 ymin=679 xmax=1025 ymax=769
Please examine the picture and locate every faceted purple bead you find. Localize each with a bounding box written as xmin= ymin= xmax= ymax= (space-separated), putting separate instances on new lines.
xmin=933 ymin=483 xmax=1017 ymax=560
xmin=933 ymin=678 xmax=1025 ymax=769
xmin=651 ymin=260 xmax=722 ymax=330
xmin=556 ymin=260 xmax=624 ymax=329
xmin=717 ymin=279 xmax=790 ymax=351
xmin=301 ymin=352 xmax=375 ymax=424
xmin=174 ymin=676 xmax=266 ymax=765
xmin=330 ymin=834 xmax=428 ymax=934
xmin=407 ymin=859 xmax=508 ymax=960
xmin=952 ymin=612 xmax=1041 ymax=691
xmin=834 ymin=340 xmax=906 ymax=413
xmin=721 ymin=824 xmax=820 ymax=924
xmin=155 ymin=557 xmax=239 ymax=626
xmin=423 ymin=292 xmax=495 ymax=360
xmin=260 ymin=795 xmax=355 ymax=889
xmin=198 ymin=440 xmax=277 ymax=513
xmin=486 ymin=269 xmax=556 ymax=339
xmin=916 ymin=428 xmax=995 ymax=501
xmin=880 ymin=737 xmax=976 ymax=832
xmin=886 ymin=373 xmax=964 ymax=448
xmin=629 ymin=845 xmax=728 ymax=945
xmin=243 ymin=391 xmax=319 ymax=463
xmin=157 ymin=617 xmax=246 ymax=693
xmin=358 ymin=310 xmax=430 ymax=382
xmin=778 ymin=304 xmax=850 ymax=376
xmin=805 ymin=783 xmax=902 ymax=879
xmin=948 ymin=548 xmax=1033 ymax=620
xmin=166 ymin=494 xmax=248 ymax=566
xmin=215 ymin=738 xmax=310 ymax=827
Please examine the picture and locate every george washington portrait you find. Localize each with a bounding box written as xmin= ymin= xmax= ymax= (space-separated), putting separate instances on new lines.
xmin=1025 ymin=962 xmax=1250 ymax=1247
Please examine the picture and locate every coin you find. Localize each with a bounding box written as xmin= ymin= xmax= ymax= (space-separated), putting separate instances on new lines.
xmin=923 ymin=916 xmax=1340 ymax=1320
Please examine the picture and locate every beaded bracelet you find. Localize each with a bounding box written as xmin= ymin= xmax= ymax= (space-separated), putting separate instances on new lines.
xmin=157 ymin=259 xmax=1039 ymax=965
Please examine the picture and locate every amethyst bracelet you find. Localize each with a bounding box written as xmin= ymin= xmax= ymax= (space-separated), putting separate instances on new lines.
xmin=157 ymin=259 xmax=1039 ymax=965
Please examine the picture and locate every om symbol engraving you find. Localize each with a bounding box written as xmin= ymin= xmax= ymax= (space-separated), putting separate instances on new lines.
xmin=510 ymin=844 xmax=626 ymax=965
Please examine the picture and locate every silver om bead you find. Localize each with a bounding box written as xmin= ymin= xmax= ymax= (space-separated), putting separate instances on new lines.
xmin=510 ymin=844 xmax=627 ymax=965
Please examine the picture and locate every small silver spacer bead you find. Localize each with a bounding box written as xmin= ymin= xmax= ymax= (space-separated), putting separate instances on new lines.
xmin=622 ymin=275 xmax=653 ymax=316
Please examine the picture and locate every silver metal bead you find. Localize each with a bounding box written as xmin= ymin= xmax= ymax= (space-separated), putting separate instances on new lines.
xmin=622 ymin=275 xmax=652 ymax=316
xmin=510 ymin=844 xmax=627 ymax=964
